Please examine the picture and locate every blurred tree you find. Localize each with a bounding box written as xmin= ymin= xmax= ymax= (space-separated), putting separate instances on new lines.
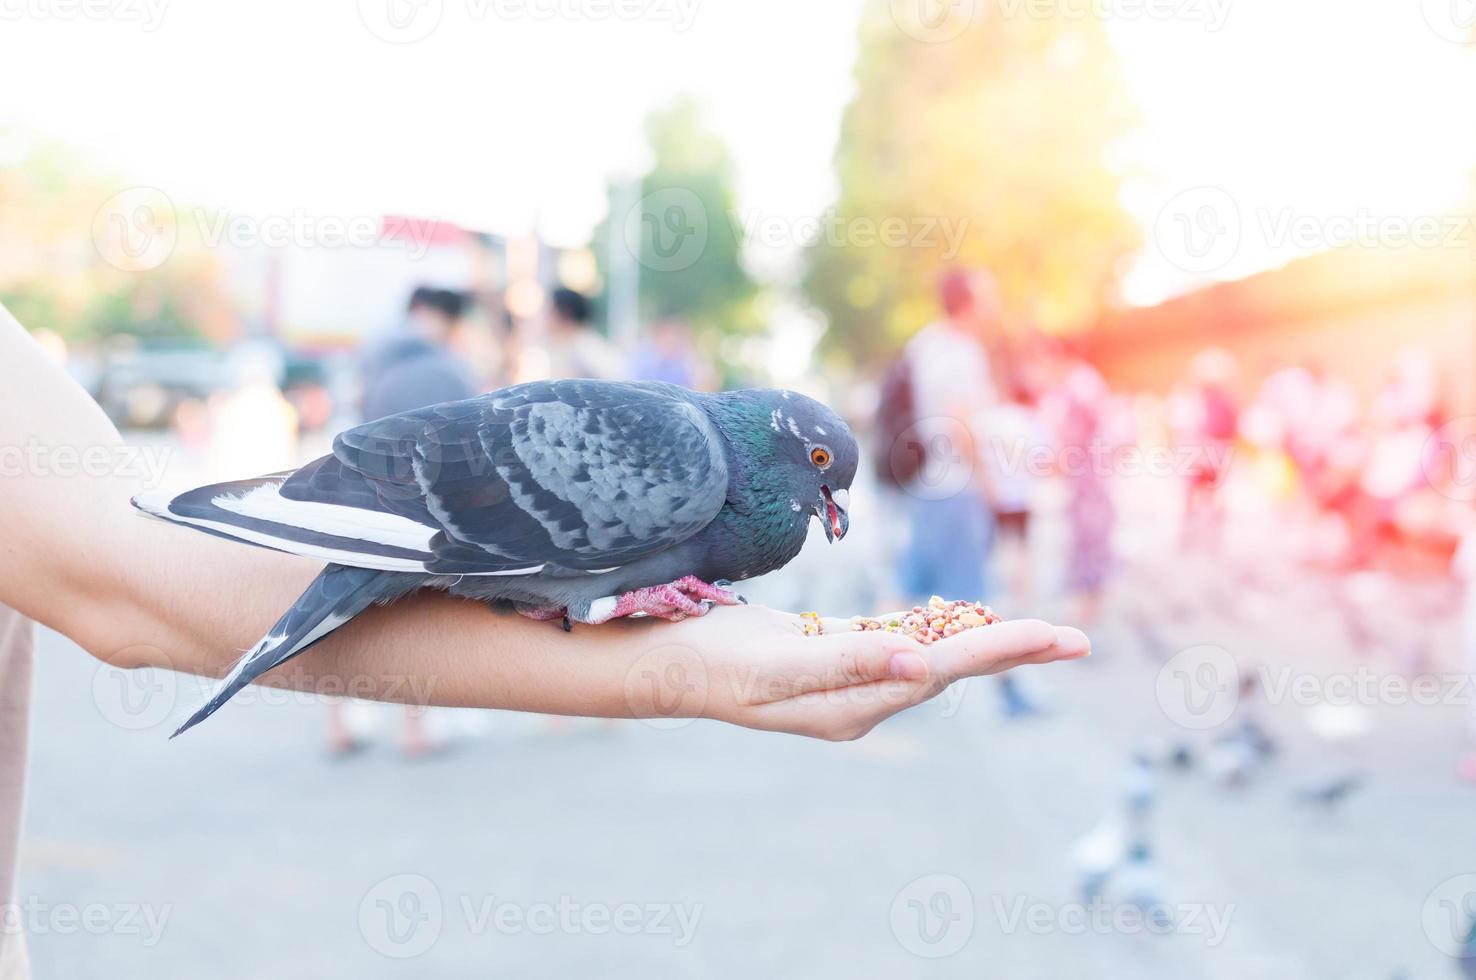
xmin=805 ymin=2 xmax=1140 ymax=362
xmin=593 ymin=98 xmax=761 ymax=342
xmin=0 ymin=129 xmax=225 ymax=343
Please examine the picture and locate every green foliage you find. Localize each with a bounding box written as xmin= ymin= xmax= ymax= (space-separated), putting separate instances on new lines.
xmin=0 ymin=129 xmax=211 ymax=343
xmin=594 ymin=97 xmax=761 ymax=339
xmin=805 ymin=2 xmax=1140 ymax=362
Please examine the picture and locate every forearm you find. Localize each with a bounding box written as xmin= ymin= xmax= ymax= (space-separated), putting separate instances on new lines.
xmin=107 ymin=520 xmax=681 ymax=720
xmin=0 ymin=307 xmax=643 ymax=718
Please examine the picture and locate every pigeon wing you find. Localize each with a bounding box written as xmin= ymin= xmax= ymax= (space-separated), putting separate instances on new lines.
xmin=134 ymin=381 xmax=730 ymax=576
xmin=329 ymin=379 xmax=730 ymax=574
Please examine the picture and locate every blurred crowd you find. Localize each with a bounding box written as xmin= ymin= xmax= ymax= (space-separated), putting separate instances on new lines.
xmin=60 ymin=266 xmax=1476 ymax=772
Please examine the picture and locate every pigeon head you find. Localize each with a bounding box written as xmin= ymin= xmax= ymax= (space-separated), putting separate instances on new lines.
xmin=742 ymin=389 xmax=857 ymax=543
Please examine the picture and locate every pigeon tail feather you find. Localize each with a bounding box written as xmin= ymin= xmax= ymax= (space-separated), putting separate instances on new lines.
xmin=171 ymin=564 xmax=393 ymax=738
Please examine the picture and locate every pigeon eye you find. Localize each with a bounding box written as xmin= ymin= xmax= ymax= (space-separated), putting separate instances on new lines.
xmin=810 ymin=446 xmax=832 ymax=469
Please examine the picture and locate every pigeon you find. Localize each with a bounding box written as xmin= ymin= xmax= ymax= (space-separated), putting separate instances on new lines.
xmin=1294 ymin=771 xmax=1362 ymax=810
xmin=134 ymin=379 xmax=857 ymax=736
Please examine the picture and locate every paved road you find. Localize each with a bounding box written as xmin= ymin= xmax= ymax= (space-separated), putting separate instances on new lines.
xmin=20 ymin=560 xmax=1476 ymax=978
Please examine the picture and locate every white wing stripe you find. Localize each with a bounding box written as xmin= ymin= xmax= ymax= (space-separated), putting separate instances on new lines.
xmin=212 ymin=482 xmax=438 ymax=552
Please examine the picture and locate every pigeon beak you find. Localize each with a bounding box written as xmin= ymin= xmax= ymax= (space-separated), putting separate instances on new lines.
xmin=818 ymin=486 xmax=849 ymax=543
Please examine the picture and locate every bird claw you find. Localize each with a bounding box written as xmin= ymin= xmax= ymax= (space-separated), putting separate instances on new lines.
xmin=579 ymin=576 xmax=746 ymax=624
xmin=671 ymin=576 xmax=746 ymax=607
xmin=712 ymin=579 xmax=749 ymax=604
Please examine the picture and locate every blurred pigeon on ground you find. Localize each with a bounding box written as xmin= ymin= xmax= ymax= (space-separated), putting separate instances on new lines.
xmin=135 ymin=380 xmax=857 ymax=736
xmin=1117 ymin=843 xmax=1172 ymax=929
xmin=1295 ymin=772 xmax=1362 ymax=811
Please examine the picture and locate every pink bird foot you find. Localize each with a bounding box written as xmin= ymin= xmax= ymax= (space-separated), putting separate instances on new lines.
xmin=512 ymin=603 xmax=573 ymax=631
xmin=582 ymin=577 xmax=747 ymax=625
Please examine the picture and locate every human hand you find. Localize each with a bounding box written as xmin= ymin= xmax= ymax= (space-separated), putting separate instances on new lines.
xmin=620 ymin=604 xmax=1089 ymax=741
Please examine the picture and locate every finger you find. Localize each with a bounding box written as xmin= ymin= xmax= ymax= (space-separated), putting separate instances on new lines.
xmin=929 ymin=620 xmax=1089 ymax=683
xmin=764 ymin=628 xmax=934 ymax=700
xmin=751 ymin=675 xmax=935 ymax=739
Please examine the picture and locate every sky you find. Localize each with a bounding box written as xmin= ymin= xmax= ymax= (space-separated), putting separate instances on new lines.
xmin=1 ymin=0 xmax=1473 ymax=307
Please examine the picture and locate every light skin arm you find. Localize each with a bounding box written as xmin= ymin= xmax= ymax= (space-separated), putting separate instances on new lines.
xmin=0 ymin=307 xmax=1088 ymax=741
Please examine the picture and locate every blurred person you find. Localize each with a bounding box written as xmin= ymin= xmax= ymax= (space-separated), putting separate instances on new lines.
xmin=360 ymin=287 xmax=477 ymax=424
xmin=1452 ymin=524 xmax=1476 ymax=782
xmin=206 ymin=343 xmax=299 ymax=480
xmin=1168 ymin=348 xmax=1239 ymax=551
xmin=892 ymin=269 xmax=1000 ymax=606
xmin=1042 ymin=358 xmax=1117 ymax=624
xmin=630 ymin=316 xmax=714 ymax=390
xmin=983 ymin=375 xmax=1047 ymax=604
xmin=331 ymin=286 xmax=480 ymax=758
xmin=543 ymin=286 xmax=624 ymax=380
xmin=1351 ymin=349 xmax=1443 ymax=565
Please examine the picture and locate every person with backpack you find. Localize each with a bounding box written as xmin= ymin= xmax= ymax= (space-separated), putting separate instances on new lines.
xmin=877 ymin=268 xmax=1002 ymax=608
